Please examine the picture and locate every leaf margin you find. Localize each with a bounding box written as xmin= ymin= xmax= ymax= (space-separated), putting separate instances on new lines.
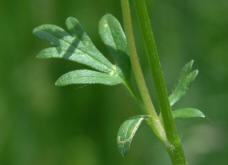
xmin=117 ymin=115 xmax=149 ymax=156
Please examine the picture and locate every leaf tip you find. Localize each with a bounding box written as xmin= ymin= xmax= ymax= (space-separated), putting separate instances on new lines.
xmin=120 ymin=151 xmax=127 ymax=157
xmin=102 ymin=13 xmax=114 ymax=19
xmin=36 ymin=50 xmax=46 ymax=59
xmin=32 ymin=26 xmax=40 ymax=36
xmin=189 ymin=59 xmax=195 ymax=67
xmin=55 ymin=76 xmax=65 ymax=87
xmin=32 ymin=25 xmax=49 ymax=35
xmin=183 ymin=59 xmax=195 ymax=72
xmin=99 ymin=13 xmax=116 ymax=28
xmin=66 ymin=16 xmax=78 ymax=24
xmin=194 ymin=69 xmax=199 ymax=75
xmin=191 ymin=69 xmax=199 ymax=79
xmin=99 ymin=14 xmax=109 ymax=27
xmin=36 ymin=54 xmax=43 ymax=59
xmin=199 ymin=111 xmax=206 ymax=118
xmin=117 ymin=144 xmax=127 ymax=157
xmin=54 ymin=80 xmax=61 ymax=87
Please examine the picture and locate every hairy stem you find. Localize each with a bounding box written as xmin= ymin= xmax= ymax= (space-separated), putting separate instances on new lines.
xmin=134 ymin=0 xmax=187 ymax=164
xmin=120 ymin=0 xmax=168 ymax=144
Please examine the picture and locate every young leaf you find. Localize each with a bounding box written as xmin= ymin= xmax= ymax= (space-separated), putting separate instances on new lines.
xmin=33 ymin=18 xmax=113 ymax=73
xmin=172 ymin=108 xmax=205 ymax=119
xmin=169 ymin=60 xmax=199 ymax=106
xmin=55 ymin=69 xmax=122 ymax=86
xmin=99 ymin=14 xmax=131 ymax=81
xmin=117 ymin=116 xmax=148 ymax=156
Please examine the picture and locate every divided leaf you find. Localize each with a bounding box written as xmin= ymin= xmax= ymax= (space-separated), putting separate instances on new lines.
xmin=33 ymin=16 xmax=134 ymax=88
xmin=99 ymin=14 xmax=131 ymax=81
xmin=172 ymin=108 xmax=205 ymax=119
xmin=55 ymin=69 xmax=122 ymax=86
xmin=33 ymin=17 xmax=113 ymax=73
xmin=117 ymin=116 xmax=148 ymax=156
xmin=169 ymin=60 xmax=199 ymax=106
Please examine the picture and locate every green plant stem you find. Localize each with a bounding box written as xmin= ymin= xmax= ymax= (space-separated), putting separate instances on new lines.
xmin=134 ymin=0 xmax=186 ymax=164
xmin=120 ymin=0 xmax=168 ymax=145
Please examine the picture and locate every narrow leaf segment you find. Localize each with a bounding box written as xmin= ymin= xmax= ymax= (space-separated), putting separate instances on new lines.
xmin=55 ymin=69 xmax=122 ymax=86
xmin=117 ymin=116 xmax=148 ymax=156
xmin=99 ymin=14 xmax=131 ymax=81
xmin=172 ymin=108 xmax=205 ymax=119
xmin=169 ymin=60 xmax=199 ymax=106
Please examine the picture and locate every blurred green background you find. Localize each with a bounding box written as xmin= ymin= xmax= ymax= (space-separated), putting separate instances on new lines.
xmin=0 ymin=0 xmax=227 ymax=165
